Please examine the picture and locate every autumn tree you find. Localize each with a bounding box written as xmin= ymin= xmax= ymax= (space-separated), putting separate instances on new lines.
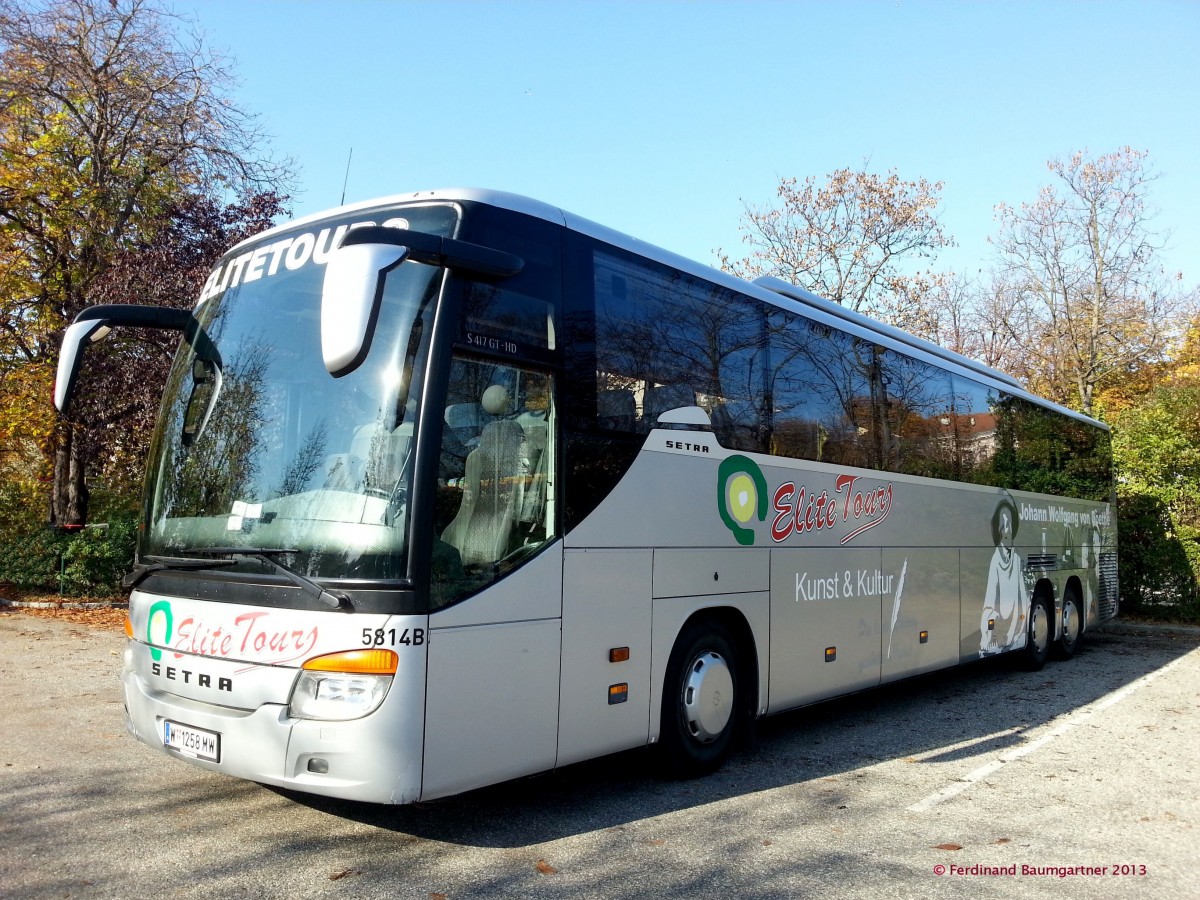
xmin=720 ymin=167 xmax=955 ymax=327
xmin=0 ymin=0 xmax=291 ymax=526
xmin=888 ymin=271 xmax=994 ymax=356
xmin=1103 ymin=317 xmax=1200 ymax=616
xmin=990 ymin=147 xmax=1195 ymax=416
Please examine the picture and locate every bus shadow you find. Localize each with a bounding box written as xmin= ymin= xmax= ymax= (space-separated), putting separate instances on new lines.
xmin=274 ymin=627 xmax=1200 ymax=848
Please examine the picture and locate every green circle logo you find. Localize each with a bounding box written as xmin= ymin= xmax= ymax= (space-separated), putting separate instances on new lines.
xmin=718 ymin=455 xmax=768 ymax=545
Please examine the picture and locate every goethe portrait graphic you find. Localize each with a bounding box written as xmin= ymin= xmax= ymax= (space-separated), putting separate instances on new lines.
xmin=980 ymin=494 xmax=1026 ymax=655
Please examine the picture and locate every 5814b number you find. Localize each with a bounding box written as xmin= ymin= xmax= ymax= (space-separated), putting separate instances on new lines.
xmin=362 ymin=627 xmax=425 ymax=647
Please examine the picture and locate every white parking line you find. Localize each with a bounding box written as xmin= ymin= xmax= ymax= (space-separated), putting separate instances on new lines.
xmin=907 ymin=652 xmax=1192 ymax=813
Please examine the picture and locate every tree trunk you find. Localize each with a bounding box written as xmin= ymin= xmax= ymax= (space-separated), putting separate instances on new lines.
xmin=50 ymin=422 xmax=89 ymax=527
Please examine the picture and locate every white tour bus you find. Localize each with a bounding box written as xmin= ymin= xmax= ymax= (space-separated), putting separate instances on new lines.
xmin=56 ymin=189 xmax=1117 ymax=804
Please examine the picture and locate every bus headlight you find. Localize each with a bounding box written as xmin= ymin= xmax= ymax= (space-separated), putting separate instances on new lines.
xmin=290 ymin=671 xmax=393 ymax=720
xmin=289 ymin=649 xmax=397 ymax=721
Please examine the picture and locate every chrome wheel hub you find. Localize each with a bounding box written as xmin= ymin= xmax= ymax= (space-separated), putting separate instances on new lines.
xmin=681 ymin=650 xmax=733 ymax=743
xmin=1031 ymin=603 xmax=1050 ymax=653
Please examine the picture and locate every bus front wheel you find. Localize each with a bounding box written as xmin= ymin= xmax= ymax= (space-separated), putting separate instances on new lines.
xmin=658 ymin=619 xmax=742 ymax=777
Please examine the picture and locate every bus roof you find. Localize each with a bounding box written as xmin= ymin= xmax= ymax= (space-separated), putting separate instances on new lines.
xmin=228 ymin=188 xmax=1107 ymax=431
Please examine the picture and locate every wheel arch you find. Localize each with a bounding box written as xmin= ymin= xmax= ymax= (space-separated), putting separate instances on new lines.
xmin=1032 ymin=576 xmax=1058 ymax=602
xmin=684 ymin=606 xmax=760 ymax=718
xmin=649 ymin=598 xmax=768 ymax=747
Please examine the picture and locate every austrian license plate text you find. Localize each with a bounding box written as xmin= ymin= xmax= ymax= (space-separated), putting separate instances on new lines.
xmin=163 ymin=720 xmax=220 ymax=762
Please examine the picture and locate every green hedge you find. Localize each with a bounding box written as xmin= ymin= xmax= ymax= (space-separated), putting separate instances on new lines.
xmin=0 ymin=515 xmax=137 ymax=597
xmin=1114 ymin=491 xmax=1200 ymax=621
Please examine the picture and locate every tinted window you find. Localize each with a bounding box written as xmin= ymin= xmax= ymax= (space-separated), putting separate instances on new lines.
xmin=560 ymin=236 xmax=1112 ymax=525
xmin=880 ymin=349 xmax=955 ymax=477
xmin=951 ymin=375 xmax=1000 ymax=483
xmin=768 ymin=312 xmax=876 ymax=467
xmin=451 ymin=202 xmax=563 ymax=369
xmin=592 ymin=249 xmax=768 ymax=451
xmin=989 ymin=394 xmax=1113 ymax=501
xmin=944 ymin=379 xmax=1112 ymax=500
xmin=769 ymin=317 xmax=956 ymax=477
xmin=457 ymin=281 xmax=557 ymax=366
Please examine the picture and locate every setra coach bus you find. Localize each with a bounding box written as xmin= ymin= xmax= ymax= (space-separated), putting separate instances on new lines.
xmin=55 ymin=189 xmax=1117 ymax=804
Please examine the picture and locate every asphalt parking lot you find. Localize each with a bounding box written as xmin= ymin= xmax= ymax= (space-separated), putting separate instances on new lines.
xmin=2 ymin=609 xmax=1197 ymax=899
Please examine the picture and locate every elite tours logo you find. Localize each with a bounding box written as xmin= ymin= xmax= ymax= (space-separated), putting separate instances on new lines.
xmin=718 ymin=454 xmax=894 ymax=547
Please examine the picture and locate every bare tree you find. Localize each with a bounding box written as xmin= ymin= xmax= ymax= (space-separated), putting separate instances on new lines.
xmin=907 ymin=271 xmax=1030 ymax=377
xmin=0 ymin=0 xmax=293 ymax=525
xmin=990 ymin=147 xmax=1195 ymax=415
xmin=719 ymin=167 xmax=955 ymax=324
xmin=905 ymin=272 xmax=977 ymax=355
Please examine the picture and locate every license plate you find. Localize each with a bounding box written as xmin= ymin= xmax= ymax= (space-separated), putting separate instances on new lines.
xmin=163 ymin=720 xmax=221 ymax=763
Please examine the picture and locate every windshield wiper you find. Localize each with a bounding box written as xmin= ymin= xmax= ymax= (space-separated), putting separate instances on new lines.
xmin=124 ymin=555 xmax=237 ymax=589
xmin=189 ymin=548 xmax=354 ymax=611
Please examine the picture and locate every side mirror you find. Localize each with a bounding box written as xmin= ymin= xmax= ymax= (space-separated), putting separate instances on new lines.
xmin=54 ymin=305 xmax=196 ymax=413
xmin=320 ymin=241 xmax=409 ymax=377
xmin=55 ymin=319 xmax=112 ymax=411
xmin=319 ymin=225 xmax=524 ymax=378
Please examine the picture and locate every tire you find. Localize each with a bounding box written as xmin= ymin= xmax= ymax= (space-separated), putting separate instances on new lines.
xmin=658 ymin=619 xmax=743 ymax=778
xmin=1054 ymin=589 xmax=1084 ymax=660
xmin=1020 ymin=594 xmax=1052 ymax=671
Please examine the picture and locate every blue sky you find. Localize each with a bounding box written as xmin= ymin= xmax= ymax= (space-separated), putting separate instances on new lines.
xmin=174 ymin=0 xmax=1199 ymax=285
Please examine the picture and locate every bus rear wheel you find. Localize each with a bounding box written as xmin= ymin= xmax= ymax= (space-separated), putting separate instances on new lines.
xmin=658 ymin=620 xmax=743 ymax=778
xmin=1020 ymin=594 xmax=1052 ymax=671
xmin=1054 ymin=589 xmax=1084 ymax=660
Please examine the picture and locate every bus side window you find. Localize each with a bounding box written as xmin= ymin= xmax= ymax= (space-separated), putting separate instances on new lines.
xmin=951 ymin=375 xmax=999 ymax=483
xmin=597 ymin=388 xmax=636 ymax=431
xmin=768 ymin=314 xmax=870 ymax=466
xmin=879 ymin=349 xmax=956 ymax=478
xmin=432 ymin=357 xmax=556 ymax=608
xmin=987 ymin=392 xmax=1113 ymax=502
xmin=591 ymin=248 xmax=767 ymax=449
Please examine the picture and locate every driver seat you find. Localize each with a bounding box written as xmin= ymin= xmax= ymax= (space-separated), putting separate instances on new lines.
xmin=441 ymin=385 xmax=526 ymax=566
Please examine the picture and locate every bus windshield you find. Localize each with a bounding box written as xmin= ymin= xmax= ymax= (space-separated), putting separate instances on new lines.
xmin=140 ymin=203 xmax=460 ymax=581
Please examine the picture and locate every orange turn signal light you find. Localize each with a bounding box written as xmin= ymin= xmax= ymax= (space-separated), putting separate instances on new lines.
xmin=302 ymin=649 xmax=398 ymax=675
xmin=124 ymin=615 xmax=134 ymax=639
